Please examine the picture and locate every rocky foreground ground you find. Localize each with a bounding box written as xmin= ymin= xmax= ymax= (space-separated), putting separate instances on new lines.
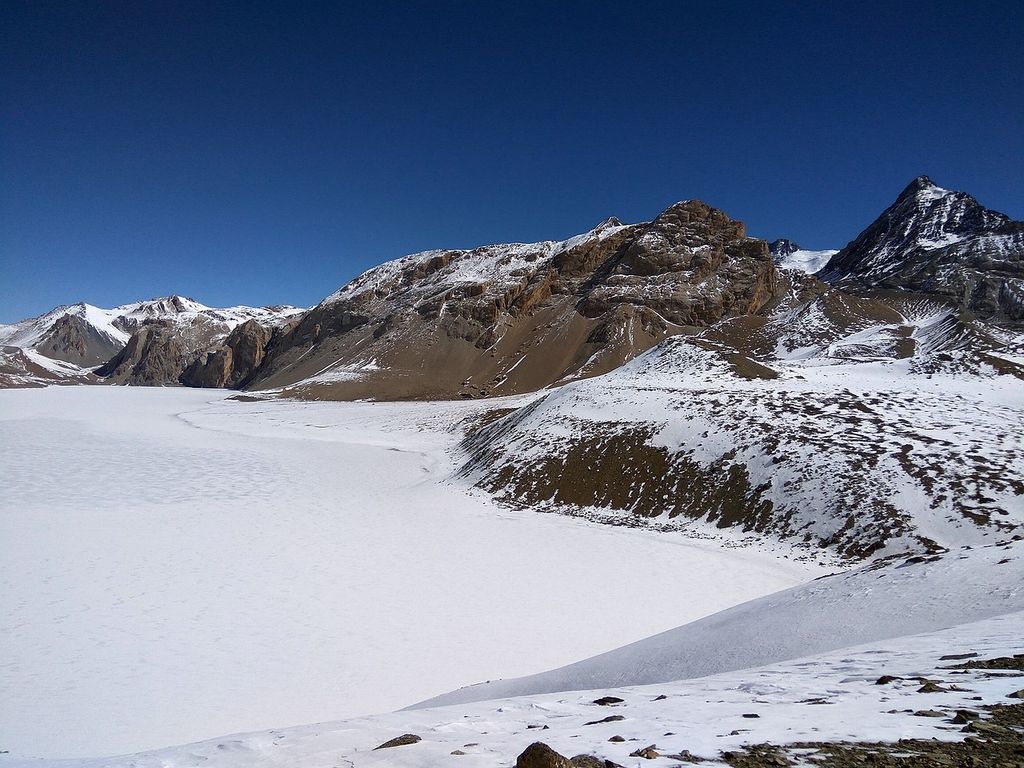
xmin=367 ymin=646 xmax=1024 ymax=768
xmin=514 ymin=697 xmax=1024 ymax=768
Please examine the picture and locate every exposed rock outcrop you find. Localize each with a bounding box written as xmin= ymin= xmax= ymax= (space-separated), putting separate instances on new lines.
xmin=34 ymin=313 xmax=125 ymax=366
xmin=182 ymin=319 xmax=275 ymax=388
xmin=516 ymin=742 xmax=573 ymax=768
xmin=96 ymin=323 xmax=187 ymax=385
xmin=373 ymin=734 xmax=421 ymax=749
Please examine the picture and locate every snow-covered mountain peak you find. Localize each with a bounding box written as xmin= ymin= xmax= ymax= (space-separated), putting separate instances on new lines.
xmin=902 ymin=173 xmax=942 ymax=194
xmin=593 ymin=215 xmax=624 ymax=230
xmin=0 ymin=302 xmax=128 ymax=350
xmin=769 ymin=239 xmax=800 ymax=258
xmin=819 ymin=177 xmax=1024 ymax=321
xmin=769 ymin=239 xmax=838 ymax=274
xmin=114 ymin=295 xmax=209 ymax=318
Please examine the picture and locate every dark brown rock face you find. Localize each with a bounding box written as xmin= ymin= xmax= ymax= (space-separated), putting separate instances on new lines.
xmin=581 ymin=201 xmax=776 ymax=326
xmin=246 ymin=199 xmax=780 ymax=400
xmin=182 ymin=320 xmax=274 ymax=388
xmin=516 ymin=742 xmax=573 ymax=768
xmin=96 ymin=323 xmax=187 ymax=385
xmin=34 ymin=313 xmax=124 ymax=366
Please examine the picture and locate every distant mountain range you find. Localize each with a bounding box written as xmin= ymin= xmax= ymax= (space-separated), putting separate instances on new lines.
xmin=4 ymin=175 xmax=1019 ymax=396
xmin=0 ymin=297 xmax=302 ymax=388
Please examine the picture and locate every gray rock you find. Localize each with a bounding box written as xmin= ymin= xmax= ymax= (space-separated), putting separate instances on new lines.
xmin=584 ymin=714 xmax=625 ymax=726
xmin=373 ymin=733 xmax=421 ymax=749
xmin=629 ymin=745 xmax=659 ymax=759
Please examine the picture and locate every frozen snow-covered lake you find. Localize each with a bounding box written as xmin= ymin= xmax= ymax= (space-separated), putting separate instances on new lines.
xmin=0 ymin=388 xmax=824 ymax=758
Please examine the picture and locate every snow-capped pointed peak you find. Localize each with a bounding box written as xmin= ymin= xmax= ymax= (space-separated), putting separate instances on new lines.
xmin=903 ymin=174 xmax=938 ymax=192
xmin=819 ymin=177 xmax=1024 ymax=319
xmin=593 ymin=216 xmax=624 ymax=230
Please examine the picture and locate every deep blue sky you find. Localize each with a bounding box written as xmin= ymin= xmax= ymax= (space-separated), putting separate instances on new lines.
xmin=2 ymin=1 xmax=1022 ymax=321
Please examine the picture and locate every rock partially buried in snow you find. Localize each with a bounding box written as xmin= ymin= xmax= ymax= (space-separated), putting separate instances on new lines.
xmin=373 ymin=733 xmax=421 ymax=749
xmin=721 ymin=745 xmax=792 ymax=766
xmin=516 ymin=742 xmax=573 ymax=768
xmin=665 ymin=750 xmax=706 ymax=763
xmin=951 ymin=708 xmax=980 ymax=723
xmin=629 ymin=744 xmax=659 ymax=759
xmin=584 ymin=714 xmax=625 ymax=725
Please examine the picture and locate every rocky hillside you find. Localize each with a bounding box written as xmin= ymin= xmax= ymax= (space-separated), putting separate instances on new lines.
xmin=455 ymin=259 xmax=1024 ymax=560
xmin=246 ymin=200 xmax=780 ymax=399
xmin=181 ymin=319 xmax=276 ymax=388
xmin=819 ymin=176 xmax=1024 ymax=322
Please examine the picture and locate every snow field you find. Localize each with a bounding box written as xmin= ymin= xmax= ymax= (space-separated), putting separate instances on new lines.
xmin=0 ymin=388 xmax=823 ymax=758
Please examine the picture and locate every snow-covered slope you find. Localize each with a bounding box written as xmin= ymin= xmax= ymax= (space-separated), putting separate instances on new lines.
xmin=0 ymin=302 xmax=130 ymax=352
xmin=417 ymin=539 xmax=1024 ymax=707
xmin=322 ymin=218 xmax=630 ymax=308
xmin=457 ymin=292 xmax=1024 ymax=559
xmin=768 ymin=239 xmax=838 ymax=274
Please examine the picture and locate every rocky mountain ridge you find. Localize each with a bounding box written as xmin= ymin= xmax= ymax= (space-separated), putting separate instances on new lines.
xmin=246 ymin=199 xmax=780 ymax=399
xmin=2 ymin=177 xmax=1021 ymax=398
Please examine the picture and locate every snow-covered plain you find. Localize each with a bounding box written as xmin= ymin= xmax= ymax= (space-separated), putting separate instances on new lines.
xmin=0 ymin=388 xmax=825 ymax=759
xmin=7 ymin=611 xmax=1021 ymax=768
